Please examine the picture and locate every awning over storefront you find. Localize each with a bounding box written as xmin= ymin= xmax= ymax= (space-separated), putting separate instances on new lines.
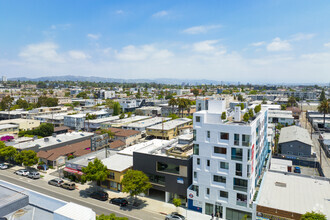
xmin=63 ymin=167 xmax=84 ymax=175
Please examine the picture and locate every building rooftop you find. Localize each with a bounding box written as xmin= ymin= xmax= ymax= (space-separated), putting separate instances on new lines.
xmin=54 ymin=202 xmax=96 ymax=220
xmin=66 ymin=149 xmax=117 ymax=167
xmin=118 ymin=139 xmax=169 ymax=156
xmin=257 ymin=171 xmax=330 ymax=218
xmin=124 ymin=117 xmax=171 ymax=129
xmin=13 ymin=131 xmax=94 ymax=150
xmin=0 ymin=123 xmax=18 ymax=130
xmin=147 ymin=118 xmax=192 ymax=130
xmin=278 ymin=126 xmax=313 ymax=146
xmin=269 ymin=158 xmax=292 ymax=172
xmin=101 ymin=154 xmax=133 ymax=172
xmin=103 ymin=116 xmax=151 ymax=126
xmin=86 ymin=115 xmax=120 ymax=124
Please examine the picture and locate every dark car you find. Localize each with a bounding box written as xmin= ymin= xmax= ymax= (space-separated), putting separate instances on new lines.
xmin=294 ymin=166 xmax=301 ymax=174
xmin=109 ymin=198 xmax=128 ymax=207
xmin=37 ymin=165 xmax=49 ymax=170
xmin=48 ymin=178 xmax=64 ymax=187
xmin=165 ymin=212 xmax=185 ymax=220
xmin=90 ymin=191 xmax=108 ymax=201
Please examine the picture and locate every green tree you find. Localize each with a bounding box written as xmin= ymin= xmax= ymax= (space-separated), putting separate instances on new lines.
xmin=317 ymin=100 xmax=330 ymax=129
xmin=119 ymin=113 xmax=125 ymax=119
xmin=172 ymin=198 xmax=182 ymax=213
xmin=127 ymin=112 xmax=132 ymax=118
xmin=237 ymin=94 xmax=244 ymax=102
xmin=287 ymin=96 xmax=296 ymax=107
xmin=262 ymin=98 xmax=267 ymax=104
xmin=76 ymin=91 xmax=88 ymax=99
xmin=37 ymin=96 xmax=58 ymax=107
xmin=81 ymin=158 xmax=110 ymax=186
xmin=96 ymin=214 xmax=128 ymax=220
xmin=301 ymin=211 xmax=326 ymax=220
xmin=121 ymin=169 xmax=151 ymax=198
xmin=38 ymin=123 xmax=54 ymax=137
xmin=192 ymin=88 xmax=199 ymax=99
xmin=0 ymin=95 xmax=14 ymax=111
xmin=221 ymin=112 xmax=226 ymax=120
xmin=15 ymin=150 xmax=38 ymax=167
xmin=254 ymin=104 xmax=261 ymax=114
xmin=112 ymin=102 xmax=121 ymax=116
xmin=168 ymin=98 xmax=177 ymax=114
xmin=16 ymin=98 xmax=29 ymax=109
xmin=248 ymin=109 xmax=254 ymax=118
xmin=319 ymin=89 xmax=326 ymax=102
xmin=136 ymin=89 xmax=141 ymax=99
xmin=169 ymin=113 xmax=179 ymax=120
xmin=0 ymin=145 xmax=17 ymax=162
xmin=64 ymin=91 xmax=71 ymax=97
xmin=243 ymin=113 xmax=250 ymax=122
xmin=281 ymin=104 xmax=287 ymax=110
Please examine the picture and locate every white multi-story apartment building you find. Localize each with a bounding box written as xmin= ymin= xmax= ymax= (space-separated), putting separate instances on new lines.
xmin=187 ymin=99 xmax=270 ymax=220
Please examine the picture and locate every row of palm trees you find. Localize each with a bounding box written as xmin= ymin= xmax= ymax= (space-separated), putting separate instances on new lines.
xmin=168 ymin=98 xmax=193 ymax=118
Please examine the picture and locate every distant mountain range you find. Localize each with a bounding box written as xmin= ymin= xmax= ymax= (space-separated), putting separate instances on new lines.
xmin=9 ymin=75 xmax=224 ymax=85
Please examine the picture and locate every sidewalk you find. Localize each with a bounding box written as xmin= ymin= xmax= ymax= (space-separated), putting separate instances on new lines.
xmin=12 ymin=164 xmax=212 ymax=220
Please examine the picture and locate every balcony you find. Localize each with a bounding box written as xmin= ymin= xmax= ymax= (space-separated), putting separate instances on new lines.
xmin=231 ymin=155 xmax=243 ymax=161
xmin=242 ymin=141 xmax=250 ymax=147
xmin=233 ymin=185 xmax=247 ymax=192
xmin=235 ymin=170 xmax=242 ymax=176
xmin=236 ymin=200 xmax=247 ymax=207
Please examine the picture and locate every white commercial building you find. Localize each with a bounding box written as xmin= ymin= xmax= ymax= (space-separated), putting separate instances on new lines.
xmin=187 ymin=99 xmax=270 ymax=220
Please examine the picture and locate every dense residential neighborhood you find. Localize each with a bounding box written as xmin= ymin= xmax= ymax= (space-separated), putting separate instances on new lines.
xmin=0 ymin=77 xmax=329 ymax=220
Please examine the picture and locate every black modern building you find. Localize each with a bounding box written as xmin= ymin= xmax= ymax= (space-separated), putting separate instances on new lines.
xmin=133 ymin=135 xmax=193 ymax=205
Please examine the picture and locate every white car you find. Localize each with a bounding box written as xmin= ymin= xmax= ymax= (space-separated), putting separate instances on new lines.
xmin=0 ymin=163 xmax=8 ymax=169
xmin=15 ymin=169 xmax=29 ymax=176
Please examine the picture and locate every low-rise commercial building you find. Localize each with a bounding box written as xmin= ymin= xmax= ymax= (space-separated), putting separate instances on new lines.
xmin=146 ymin=118 xmax=192 ymax=140
xmin=0 ymin=124 xmax=19 ymax=136
xmin=0 ymin=118 xmax=40 ymax=131
xmin=268 ymin=110 xmax=294 ymax=125
xmin=122 ymin=117 xmax=171 ymax=133
xmin=99 ymin=127 xmax=141 ymax=147
xmin=256 ymin=170 xmax=330 ymax=220
xmin=278 ymin=126 xmax=313 ymax=157
xmin=101 ymin=115 xmax=151 ymax=129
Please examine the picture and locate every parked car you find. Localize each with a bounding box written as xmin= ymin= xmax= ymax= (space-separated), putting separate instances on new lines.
xmin=165 ymin=212 xmax=185 ymax=220
xmin=37 ymin=164 xmax=49 ymax=170
xmin=294 ymin=166 xmax=301 ymax=174
xmin=15 ymin=169 xmax=29 ymax=176
xmin=48 ymin=178 xmax=64 ymax=187
xmin=61 ymin=182 xmax=76 ymax=190
xmin=109 ymin=198 xmax=128 ymax=207
xmin=90 ymin=191 xmax=108 ymax=201
xmin=0 ymin=163 xmax=8 ymax=170
xmin=28 ymin=171 xmax=40 ymax=179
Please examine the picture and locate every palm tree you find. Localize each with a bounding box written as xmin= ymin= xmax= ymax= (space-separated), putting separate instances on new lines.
xmin=168 ymin=98 xmax=177 ymax=114
xmin=318 ymin=100 xmax=330 ymax=129
xmin=85 ymin=113 xmax=97 ymax=132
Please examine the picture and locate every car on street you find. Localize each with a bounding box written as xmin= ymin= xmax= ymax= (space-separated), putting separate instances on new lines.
xmin=165 ymin=212 xmax=186 ymax=220
xmin=90 ymin=191 xmax=108 ymax=201
xmin=61 ymin=182 xmax=76 ymax=190
xmin=109 ymin=198 xmax=128 ymax=207
xmin=48 ymin=178 xmax=64 ymax=187
xmin=294 ymin=166 xmax=301 ymax=174
xmin=0 ymin=163 xmax=8 ymax=170
xmin=15 ymin=169 xmax=29 ymax=176
xmin=28 ymin=171 xmax=40 ymax=179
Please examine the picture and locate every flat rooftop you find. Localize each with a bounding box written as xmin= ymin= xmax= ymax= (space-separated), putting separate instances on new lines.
xmin=103 ymin=116 xmax=151 ymax=125
xmin=102 ymin=154 xmax=133 ymax=172
xmin=87 ymin=115 xmax=120 ymax=124
xmin=12 ymin=131 xmax=94 ymax=150
xmin=124 ymin=117 xmax=171 ymax=129
xmin=0 ymin=124 xmax=18 ymax=129
xmin=257 ymin=171 xmax=330 ymax=218
xmin=118 ymin=139 xmax=169 ymax=156
xmin=67 ymin=149 xmax=117 ymax=167
xmin=147 ymin=118 xmax=192 ymax=130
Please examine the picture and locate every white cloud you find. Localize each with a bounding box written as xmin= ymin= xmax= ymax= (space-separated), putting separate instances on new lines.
xmin=250 ymin=41 xmax=265 ymax=47
xmin=87 ymin=34 xmax=101 ymax=40
xmin=152 ymin=10 xmax=168 ymax=17
xmin=324 ymin=42 xmax=330 ymax=48
xmin=68 ymin=50 xmax=89 ymax=60
xmin=192 ymin=40 xmax=226 ymax=56
xmin=19 ymin=42 xmax=64 ymax=63
xmin=182 ymin=25 xmax=222 ymax=35
xmin=115 ymin=44 xmax=173 ymax=61
xmin=50 ymin=24 xmax=71 ymax=30
xmin=290 ymin=33 xmax=315 ymax=41
xmin=116 ymin=10 xmax=124 ymax=14
xmin=266 ymin=38 xmax=292 ymax=52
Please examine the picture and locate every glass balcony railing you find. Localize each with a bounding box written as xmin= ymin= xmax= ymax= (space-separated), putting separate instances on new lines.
xmin=236 ymin=200 xmax=247 ymax=207
xmin=231 ymin=155 xmax=243 ymax=161
xmin=233 ymin=185 xmax=248 ymax=192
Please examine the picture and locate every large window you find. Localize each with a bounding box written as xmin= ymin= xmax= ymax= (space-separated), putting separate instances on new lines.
xmin=242 ymin=135 xmax=250 ymax=146
xmin=220 ymin=132 xmax=229 ymax=140
xmin=213 ymin=175 xmax=226 ymax=183
xmin=147 ymin=173 xmax=165 ymax=185
xmin=193 ymin=129 xmax=196 ymax=141
xmin=233 ymin=178 xmax=248 ymax=192
xmin=157 ymin=162 xmax=180 ymax=174
xmin=108 ymin=172 xmax=115 ymax=180
xmin=234 ymin=134 xmax=240 ymax=146
xmin=220 ymin=162 xmax=229 ymax=169
xmin=214 ymin=146 xmax=227 ymax=154
xmin=231 ymin=148 xmax=243 ymax=161
xmin=193 ymin=144 xmax=199 ymax=155
xmin=220 ymin=191 xmax=228 ymax=198
xmin=195 ymin=116 xmax=201 ymax=122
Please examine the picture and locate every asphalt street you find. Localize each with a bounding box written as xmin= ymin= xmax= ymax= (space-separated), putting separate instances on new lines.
xmin=0 ymin=169 xmax=164 ymax=220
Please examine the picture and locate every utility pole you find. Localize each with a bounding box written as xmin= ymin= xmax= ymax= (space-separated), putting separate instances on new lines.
xmin=162 ymin=117 xmax=164 ymax=140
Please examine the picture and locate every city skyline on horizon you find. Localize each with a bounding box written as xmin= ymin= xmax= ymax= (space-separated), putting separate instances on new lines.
xmin=1 ymin=1 xmax=330 ymax=83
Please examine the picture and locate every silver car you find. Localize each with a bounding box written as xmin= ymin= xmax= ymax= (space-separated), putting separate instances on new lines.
xmin=0 ymin=163 xmax=8 ymax=170
xmin=15 ymin=169 xmax=29 ymax=176
xmin=165 ymin=212 xmax=185 ymax=220
xmin=28 ymin=171 xmax=40 ymax=179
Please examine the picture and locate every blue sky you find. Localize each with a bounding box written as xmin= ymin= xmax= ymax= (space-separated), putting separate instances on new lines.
xmin=0 ymin=0 xmax=330 ymax=83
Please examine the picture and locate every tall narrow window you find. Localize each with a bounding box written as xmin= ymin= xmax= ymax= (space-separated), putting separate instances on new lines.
xmin=193 ymin=144 xmax=199 ymax=155
xmin=234 ymin=134 xmax=239 ymax=145
xmin=207 ymin=131 xmax=210 ymax=138
xmin=207 ymin=160 xmax=210 ymax=167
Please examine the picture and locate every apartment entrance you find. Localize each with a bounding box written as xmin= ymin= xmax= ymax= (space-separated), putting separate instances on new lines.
xmin=205 ymin=203 xmax=214 ymax=215
xmin=215 ymin=204 xmax=223 ymax=218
